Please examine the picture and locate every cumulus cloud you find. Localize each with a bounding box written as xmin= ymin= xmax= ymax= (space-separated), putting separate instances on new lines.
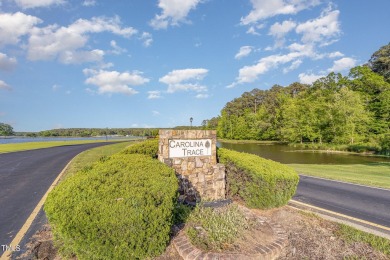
xmin=0 ymin=12 xmax=42 ymax=46
xmin=140 ymin=32 xmax=153 ymax=47
xmin=299 ymin=72 xmax=325 ymax=84
xmin=27 ymin=16 xmax=137 ymax=64
xmin=159 ymin=68 xmax=208 ymax=94
xmin=295 ymin=7 xmax=340 ymax=43
xmin=83 ymin=69 xmax=149 ymax=95
xmin=13 ymin=0 xmax=65 ymax=9
xmin=0 ymin=53 xmax=17 ymax=71
xmin=195 ymin=93 xmax=209 ymax=99
xmin=269 ymin=20 xmax=296 ymax=38
xmin=82 ymin=0 xmax=96 ymax=7
xmin=0 ymin=80 xmax=11 ymax=90
xmin=147 ymin=90 xmax=162 ymax=99
xmin=328 ymin=57 xmax=356 ymax=72
xmin=109 ymin=40 xmax=127 ymax=55
xmin=230 ymin=50 xmax=310 ymax=87
xmin=150 ymin=0 xmax=202 ymax=29
xmin=328 ymin=51 xmax=344 ymax=58
xmin=283 ymin=59 xmax=302 ymax=73
xmin=235 ymin=46 xmax=253 ymax=60
xmin=241 ymin=0 xmax=320 ymax=25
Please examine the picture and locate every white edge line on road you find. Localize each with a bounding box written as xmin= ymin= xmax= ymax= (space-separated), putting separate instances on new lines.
xmin=290 ymin=199 xmax=390 ymax=232
xmin=298 ymin=174 xmax=390 ymax=192
xmin=0 ymin=159 xmax=74 ymax=260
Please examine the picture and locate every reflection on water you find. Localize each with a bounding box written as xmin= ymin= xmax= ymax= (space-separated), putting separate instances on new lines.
xmin=217 ymin=142 xmax=390 ymax=164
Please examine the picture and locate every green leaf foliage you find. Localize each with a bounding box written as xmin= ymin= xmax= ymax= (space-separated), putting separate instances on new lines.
xmin=209 ymin=43 xmax=390 ymax=152
xmin=121 ymin=139 xmax=159 ymax=158
xmin=217 ymin=148 xmax=299 ymax=209
xmin=44 ymin=153 xmax=178 ymax=260
xmin=0 ymin=122 xmax=14 ymax=136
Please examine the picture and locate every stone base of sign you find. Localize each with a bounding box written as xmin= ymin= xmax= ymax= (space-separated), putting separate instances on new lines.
xmin=158 ymin=130 xmax=225 ymax=203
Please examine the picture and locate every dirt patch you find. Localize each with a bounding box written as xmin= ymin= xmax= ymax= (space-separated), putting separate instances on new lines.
xmin=22 ymin=206 xmax=389 ymax=259
xmin=16 ymin=224 xmax=59 ymax=260
xmin=254 ymin=206 xmax=389 ymax=260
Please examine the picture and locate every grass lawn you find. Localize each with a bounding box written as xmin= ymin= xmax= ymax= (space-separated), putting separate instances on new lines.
xmin=0 ymin=139 xmax=137 ymax=154
xmin=60 ymin=141 xmax=136 ymax=180
xmin=289 ymin=163 xmax=390 ymax=189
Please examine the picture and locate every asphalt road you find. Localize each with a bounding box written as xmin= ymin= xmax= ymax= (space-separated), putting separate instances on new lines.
xmin=293 ymin=175 xmax=390 ymax=228
xmin=1 ymin=145 xmax=390 ymax=252
xmin=0 ymin=142 xmax=116 ymax=248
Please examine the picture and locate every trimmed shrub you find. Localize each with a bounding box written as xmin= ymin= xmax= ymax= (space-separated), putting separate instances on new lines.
xmin=122 ymin=139 xmax=158 ymax=158
xmin=45 ymin=153 xmax=178 ymax=260
xmin=217 ymin=148 xmax=299 ymax=209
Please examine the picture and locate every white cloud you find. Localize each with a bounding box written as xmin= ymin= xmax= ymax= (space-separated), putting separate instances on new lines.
xmin=148 ymin=91 xmax=162 ymax=99
xmin=109 ymin=40 xmax=127 ymax=55
xmin=27 ymin=16 xmax=137 ymax=64
xmin=195 ymin=93 xmax=209 ymax=99
xmin=60 ymin=49 xmax=105 ymax=64
xmin=159 ymin=68 xmax=208 ymax=94
xmin=160 ymin=68 xmax=208 ymax=85
xmin=246 ymin=23 xmax=265 ymax=35
xmin=13 ymin=0 xmax=65 ymax=9
xmin=328 ymin=51 xmax=344 ymax=58
xmin=166 ymin=83 xmax=207 ymax=93
xmin=0 ymin=80 xmax=11 ymax=90
xmin=0 ymin=12 xmax=42 ymax=46
xmin=233 ymin=51 xmax=307 ymax=85
xmin=296 ymin=7 xmax=340 ymax=43
xmin=150 ymin=0 xmax=202 ymax=29
xmin=267 ymin=20 xmax=296 ymax=49
xmin=299 ymin=72 xmax=325 ymax=84
xmin=328 ymin=57 xmax=356 ymax=72
xmin=82 ymin=0 xmax=96 ymax=7
xmin=0 ymin=53 xmax=17 ymax=71
xmin=140 ymin=32 xmax=153 ymax=47
xmin=84 ymin=69 xmax=149 ymax=95
xmin=235 ymin=46 xmax=253 ymax=60
xmin=283 ymin=59 xmax=302 ymax=73
xmin=241 ymin=0 xmax=320 ymax=25
xmin=269 ymin=20 xmax=296 ymax=38
xmin=152 ymin=110 xmax=160 ymax=116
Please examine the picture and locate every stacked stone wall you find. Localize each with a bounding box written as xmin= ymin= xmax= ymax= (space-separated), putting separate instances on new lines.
xmin=158 ymin=130 xmax=225 ymax=203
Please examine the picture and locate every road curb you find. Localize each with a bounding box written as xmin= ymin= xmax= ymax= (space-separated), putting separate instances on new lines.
xmin=288 ymin=200 xmax=390 ymax=240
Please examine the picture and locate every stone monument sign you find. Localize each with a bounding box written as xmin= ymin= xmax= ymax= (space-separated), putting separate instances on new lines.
xmin=158 ymin=130 xmax=225 ymax=203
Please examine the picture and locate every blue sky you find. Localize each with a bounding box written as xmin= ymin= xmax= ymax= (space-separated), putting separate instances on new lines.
xmin=0 ymin=0 xmax=389 ymax=132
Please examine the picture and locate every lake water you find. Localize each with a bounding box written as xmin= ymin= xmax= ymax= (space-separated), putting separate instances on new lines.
xmin=217 ymin=142 xmax=390 ymax=164
xmin=0 ymin=136 xmax=142 ymax=144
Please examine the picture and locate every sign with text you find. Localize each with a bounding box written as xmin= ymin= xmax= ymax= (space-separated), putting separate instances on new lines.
xmin=168 ymin=139 xmax=212 ymax=158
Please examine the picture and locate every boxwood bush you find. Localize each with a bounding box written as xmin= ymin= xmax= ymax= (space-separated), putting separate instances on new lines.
xmin=217 ymin=148 xmax=299 ymax=209
xmin=44 ymin=153 xmax=178 ymax=260
xmin=122 ymin=139 xmax=158 ymax=158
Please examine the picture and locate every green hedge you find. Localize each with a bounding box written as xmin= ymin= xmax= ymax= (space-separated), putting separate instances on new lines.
xmin=217 ymin=148 xmax=299 ymax=209
xmin=122 ymin=139 xmax=158 ymax=158
xmin=45 ymin=153 xmax=178 ymax=259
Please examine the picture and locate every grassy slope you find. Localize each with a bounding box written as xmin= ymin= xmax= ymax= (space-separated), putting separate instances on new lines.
xmin=289 ymin=163 xmax=390 ymax=189
xmin=0 ymin=139 xmax=137 ymax=153
xmin=60 ymin=141 xmax=136 ymax=180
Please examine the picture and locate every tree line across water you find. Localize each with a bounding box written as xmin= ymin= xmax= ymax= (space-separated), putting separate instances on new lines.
xmin=204 ymin=43 xmax=390 ymax=154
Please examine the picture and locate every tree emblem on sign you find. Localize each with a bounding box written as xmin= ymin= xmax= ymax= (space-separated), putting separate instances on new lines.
xmin=205 ymin=140 xmax=210 ymax=154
